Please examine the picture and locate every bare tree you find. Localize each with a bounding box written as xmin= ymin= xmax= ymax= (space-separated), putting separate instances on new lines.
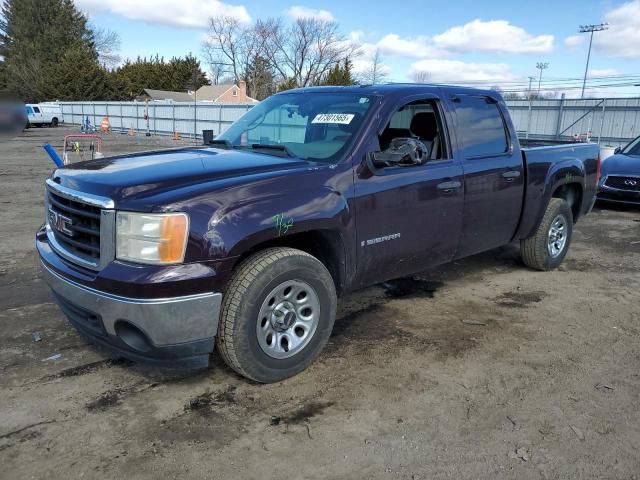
xmin=202 ymin=16 xmax=265 ymax=85
xmin=259 ymin=17 xmax=358 ymax=87
xmin=360 ymin=48 xmax=387 ymax=85
xmin=411 ymin=70 xmax=432 ymax=84
xmin=91 ymin=26 xmax=121 ymax=69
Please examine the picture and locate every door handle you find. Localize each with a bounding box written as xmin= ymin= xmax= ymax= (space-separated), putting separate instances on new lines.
xmin=437 ymin=180 xmax=462 ymax=194
xmin=502 ymin=170 xmax=521 ymax=182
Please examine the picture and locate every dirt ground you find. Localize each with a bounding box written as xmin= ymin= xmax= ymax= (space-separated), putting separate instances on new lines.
xmin=1 ymin=127 xmax=639 ymax=479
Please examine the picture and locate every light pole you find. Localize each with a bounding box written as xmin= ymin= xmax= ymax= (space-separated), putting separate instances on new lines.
xmin=536 ymin=62 xmax=549 ymax=97
xmin=579 ymin=23 xmax=609 ymax=99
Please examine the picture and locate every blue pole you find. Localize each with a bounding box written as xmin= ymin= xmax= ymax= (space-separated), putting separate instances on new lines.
xmin=43 ymin=143 xmax=63 ymax=168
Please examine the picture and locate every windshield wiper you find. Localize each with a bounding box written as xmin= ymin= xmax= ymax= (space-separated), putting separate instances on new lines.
xmin=250 ymin=143 xmax=294 ymax=158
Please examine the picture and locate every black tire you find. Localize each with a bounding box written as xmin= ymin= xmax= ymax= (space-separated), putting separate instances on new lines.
xmin=51 ymin=117 xmax=59 ymax=127
xmin=521 ymin=198 xmax=573 ymax=271
xmin=217 ymin=247 xmax=337 ymax=383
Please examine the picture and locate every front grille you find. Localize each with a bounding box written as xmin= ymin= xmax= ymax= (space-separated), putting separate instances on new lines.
xmin=605 ymin=175 xmax=640 ymax=191
xmin=47 ymin=189 xmax=102 ymax=262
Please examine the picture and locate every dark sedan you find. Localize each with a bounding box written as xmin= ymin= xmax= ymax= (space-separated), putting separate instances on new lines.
xmin=598 ymin=136 xmax=640 ymax=206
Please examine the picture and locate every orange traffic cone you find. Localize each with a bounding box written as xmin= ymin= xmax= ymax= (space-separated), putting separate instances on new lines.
xmin=128 ymin=127 xmax=136 ymax=136
xmin=173 ymin=130 xmax=180 ymax=141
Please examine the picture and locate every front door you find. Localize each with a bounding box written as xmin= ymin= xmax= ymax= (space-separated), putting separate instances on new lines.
xmin=353 ymin=95 xmax=464 ymax=287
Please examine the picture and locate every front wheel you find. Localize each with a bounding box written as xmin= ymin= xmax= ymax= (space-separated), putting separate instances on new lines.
xmin=216 ymin=247 xmax=337 ymax=383
xmin=521 ymin=198 xmax=573 ymax=271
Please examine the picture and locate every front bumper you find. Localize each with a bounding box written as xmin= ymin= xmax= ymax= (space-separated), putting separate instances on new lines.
xmin=40 ymin=259 xmax=222 ymax=369
xmin=597 ymin=188 xmax=640 ymax=206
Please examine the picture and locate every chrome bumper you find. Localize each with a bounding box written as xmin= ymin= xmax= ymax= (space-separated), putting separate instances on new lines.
xmin=40 ymin=261 xmax=222 ymax=348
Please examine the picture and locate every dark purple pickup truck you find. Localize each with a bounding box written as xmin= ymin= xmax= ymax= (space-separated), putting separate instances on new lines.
xmin=37 ymin=84 xmax=600 ymax=382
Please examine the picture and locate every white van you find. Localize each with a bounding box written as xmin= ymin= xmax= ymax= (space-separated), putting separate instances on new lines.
xmin=25 ymin=103 xmax=62 ymax=127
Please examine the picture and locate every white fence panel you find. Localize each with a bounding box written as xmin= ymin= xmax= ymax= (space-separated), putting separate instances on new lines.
xmin=59 ymin=97 xmax=640 ymax=147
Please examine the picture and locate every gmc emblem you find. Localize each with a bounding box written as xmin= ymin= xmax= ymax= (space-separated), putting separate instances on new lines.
xmin=48 ymin=208 xmax=74 ymax=236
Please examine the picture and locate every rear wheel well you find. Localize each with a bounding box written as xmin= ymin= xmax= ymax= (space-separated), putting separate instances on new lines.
xmin=552 ymin=183 xmax=583 ymax=222
xmin=234 ymin=231 xmax=346 ymax=294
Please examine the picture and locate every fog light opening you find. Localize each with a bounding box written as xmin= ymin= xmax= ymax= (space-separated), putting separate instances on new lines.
xmin=114 ymin=321 xmax=152 ymax=353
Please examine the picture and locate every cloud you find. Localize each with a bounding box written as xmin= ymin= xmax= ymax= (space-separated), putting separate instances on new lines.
xmin=564 ymin=35 xmax=584 ymax=48
xmin=593 ymin=0 xmax=640 ymax=58
xmin=376 ymin=34 xmax=445 ymax=58
xmin=409 ymin=59 xmax=518 ymax=84
xmin=433 ymin=19 xmax=554 ymax=54
xmin=589 ymin=68 xmax=620 ymax=77
xmin=74 ymin=0 xmax=251 ymax=28
xmin=286 ymin=5 xmax=334 ymax=22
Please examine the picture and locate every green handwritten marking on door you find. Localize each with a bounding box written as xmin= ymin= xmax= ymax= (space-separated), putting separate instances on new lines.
xmin=274 ymin=213 xmax=294 ymax=236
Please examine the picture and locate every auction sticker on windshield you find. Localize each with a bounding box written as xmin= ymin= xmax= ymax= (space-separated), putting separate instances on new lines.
xmin=312 ymin=113 xmax=355 ymax=124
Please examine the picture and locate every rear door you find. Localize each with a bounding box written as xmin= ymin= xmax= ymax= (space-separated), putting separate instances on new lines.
xmin=451 ymin=94 xmax=524 ymax=258
xmin=353 ymin=93 xmax=464 ymax=287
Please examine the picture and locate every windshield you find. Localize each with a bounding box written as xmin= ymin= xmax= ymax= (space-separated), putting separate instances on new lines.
xmin=621 ymin=136 xmax=640 ymax=156
xmin=217 ymin=92 xmax=375 ymax=162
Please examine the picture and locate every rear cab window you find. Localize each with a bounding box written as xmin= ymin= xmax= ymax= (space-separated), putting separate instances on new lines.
xmin=453 ymin=96 xmax=508 ymax=158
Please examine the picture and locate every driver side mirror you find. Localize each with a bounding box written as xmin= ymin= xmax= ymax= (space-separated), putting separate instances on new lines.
xmin=614 ymin=147 xmax=622 ymax=154
xmin=367 ymin=138 xmax=429 ymax=169
xmin=367 ymin=150 xmax=420 ymax=168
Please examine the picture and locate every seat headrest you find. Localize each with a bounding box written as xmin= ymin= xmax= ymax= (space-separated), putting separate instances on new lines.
xmin=409 ymin=112 xmax=438 ymax=140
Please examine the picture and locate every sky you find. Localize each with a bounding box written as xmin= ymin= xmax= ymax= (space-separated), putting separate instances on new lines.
xmin=74 ymin=0 xmax=640 ymax=98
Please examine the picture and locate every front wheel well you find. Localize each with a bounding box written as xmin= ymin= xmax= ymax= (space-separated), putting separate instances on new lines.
xmin=233 ymin=230 xmax=346 ymax=294
xmin=552 ymin=183 xmax=583 ymax=222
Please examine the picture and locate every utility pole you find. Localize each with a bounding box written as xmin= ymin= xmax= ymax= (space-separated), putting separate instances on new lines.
xmin=578 ymin=23 xmax=609 ymax=99
xmin=536 ymin=62 xmax=549 ymax=97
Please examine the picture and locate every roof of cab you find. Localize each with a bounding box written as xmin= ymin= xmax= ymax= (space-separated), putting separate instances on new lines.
xmin=278 ymin=83 xmax=500 ymax=99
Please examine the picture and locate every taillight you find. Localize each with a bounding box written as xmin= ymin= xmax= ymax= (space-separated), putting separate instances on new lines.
xmin=595 ymin=154 xmax=601 ymax=186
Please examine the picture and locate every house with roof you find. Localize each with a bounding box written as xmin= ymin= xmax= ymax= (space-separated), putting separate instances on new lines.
xmin=139 ymin=81 xmax=258 ymax=103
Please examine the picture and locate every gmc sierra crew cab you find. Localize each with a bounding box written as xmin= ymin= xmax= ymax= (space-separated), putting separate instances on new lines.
xmin=36 ymin=84 xmax=600 ymax=382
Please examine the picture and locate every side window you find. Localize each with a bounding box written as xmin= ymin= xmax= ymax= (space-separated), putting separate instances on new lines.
xmin=378 ymin=100 xmax=448 ymax=160
xmin=33 ymin=107 xmax=41 ymax=113
xmin=454 ymin=96 xmax=508 ymax=158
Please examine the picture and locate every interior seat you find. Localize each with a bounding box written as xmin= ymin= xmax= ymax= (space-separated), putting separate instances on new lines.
xmin=409 ymin=112 xmax=440 ymax=159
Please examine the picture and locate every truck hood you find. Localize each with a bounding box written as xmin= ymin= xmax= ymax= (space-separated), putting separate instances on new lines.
xmin=602 ymin=153 xmax=640 ymax=176
xmin=52 ymin=147 xmax=310 ymax=208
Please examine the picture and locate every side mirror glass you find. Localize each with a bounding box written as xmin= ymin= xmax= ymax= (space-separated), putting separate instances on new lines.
xmin=614 ymin=147 xmax=622 ymax=154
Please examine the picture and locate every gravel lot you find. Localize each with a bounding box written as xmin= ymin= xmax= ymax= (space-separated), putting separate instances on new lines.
xmin=1 ymin=127 xmax=639 ymax=479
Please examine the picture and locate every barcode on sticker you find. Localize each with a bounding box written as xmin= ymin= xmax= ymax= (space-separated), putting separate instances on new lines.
xmin=311 ymin=113 xmax=355 ymax=124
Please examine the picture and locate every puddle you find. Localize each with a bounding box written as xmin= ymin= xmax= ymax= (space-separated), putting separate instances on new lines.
xmin=381 ymin=278 xmax=443 ymax=299
xmin=281 ymin=401 xmax=335 ymax=425
xmin=495 ymin=291 xmax=546 ymax=308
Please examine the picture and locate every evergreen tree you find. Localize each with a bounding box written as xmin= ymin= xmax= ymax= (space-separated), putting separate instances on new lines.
xmin=44 ymin=45 xmax=111 ymax=100
xmin=321 ymin=58 xmax=355 ymax=86
xmin=0 ymin=0 xmax=95 ymax=101
xmin=111 ymin=55 xmax=209 ymax=99
xmin=244 ymin=55 xmax=275 ymax=100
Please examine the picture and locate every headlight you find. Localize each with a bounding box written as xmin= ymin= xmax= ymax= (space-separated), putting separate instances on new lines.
xmin=116 ymin=212 xmax=189 ymax=265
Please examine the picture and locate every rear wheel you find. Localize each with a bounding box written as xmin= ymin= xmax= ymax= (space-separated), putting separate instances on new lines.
xmin=51 ymin=117 xmax=59 ymax=127
xmin=521 ymin=198 xmax=573 ymax=271
xmin=217 ymin=247 xmax=337 ymax=383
